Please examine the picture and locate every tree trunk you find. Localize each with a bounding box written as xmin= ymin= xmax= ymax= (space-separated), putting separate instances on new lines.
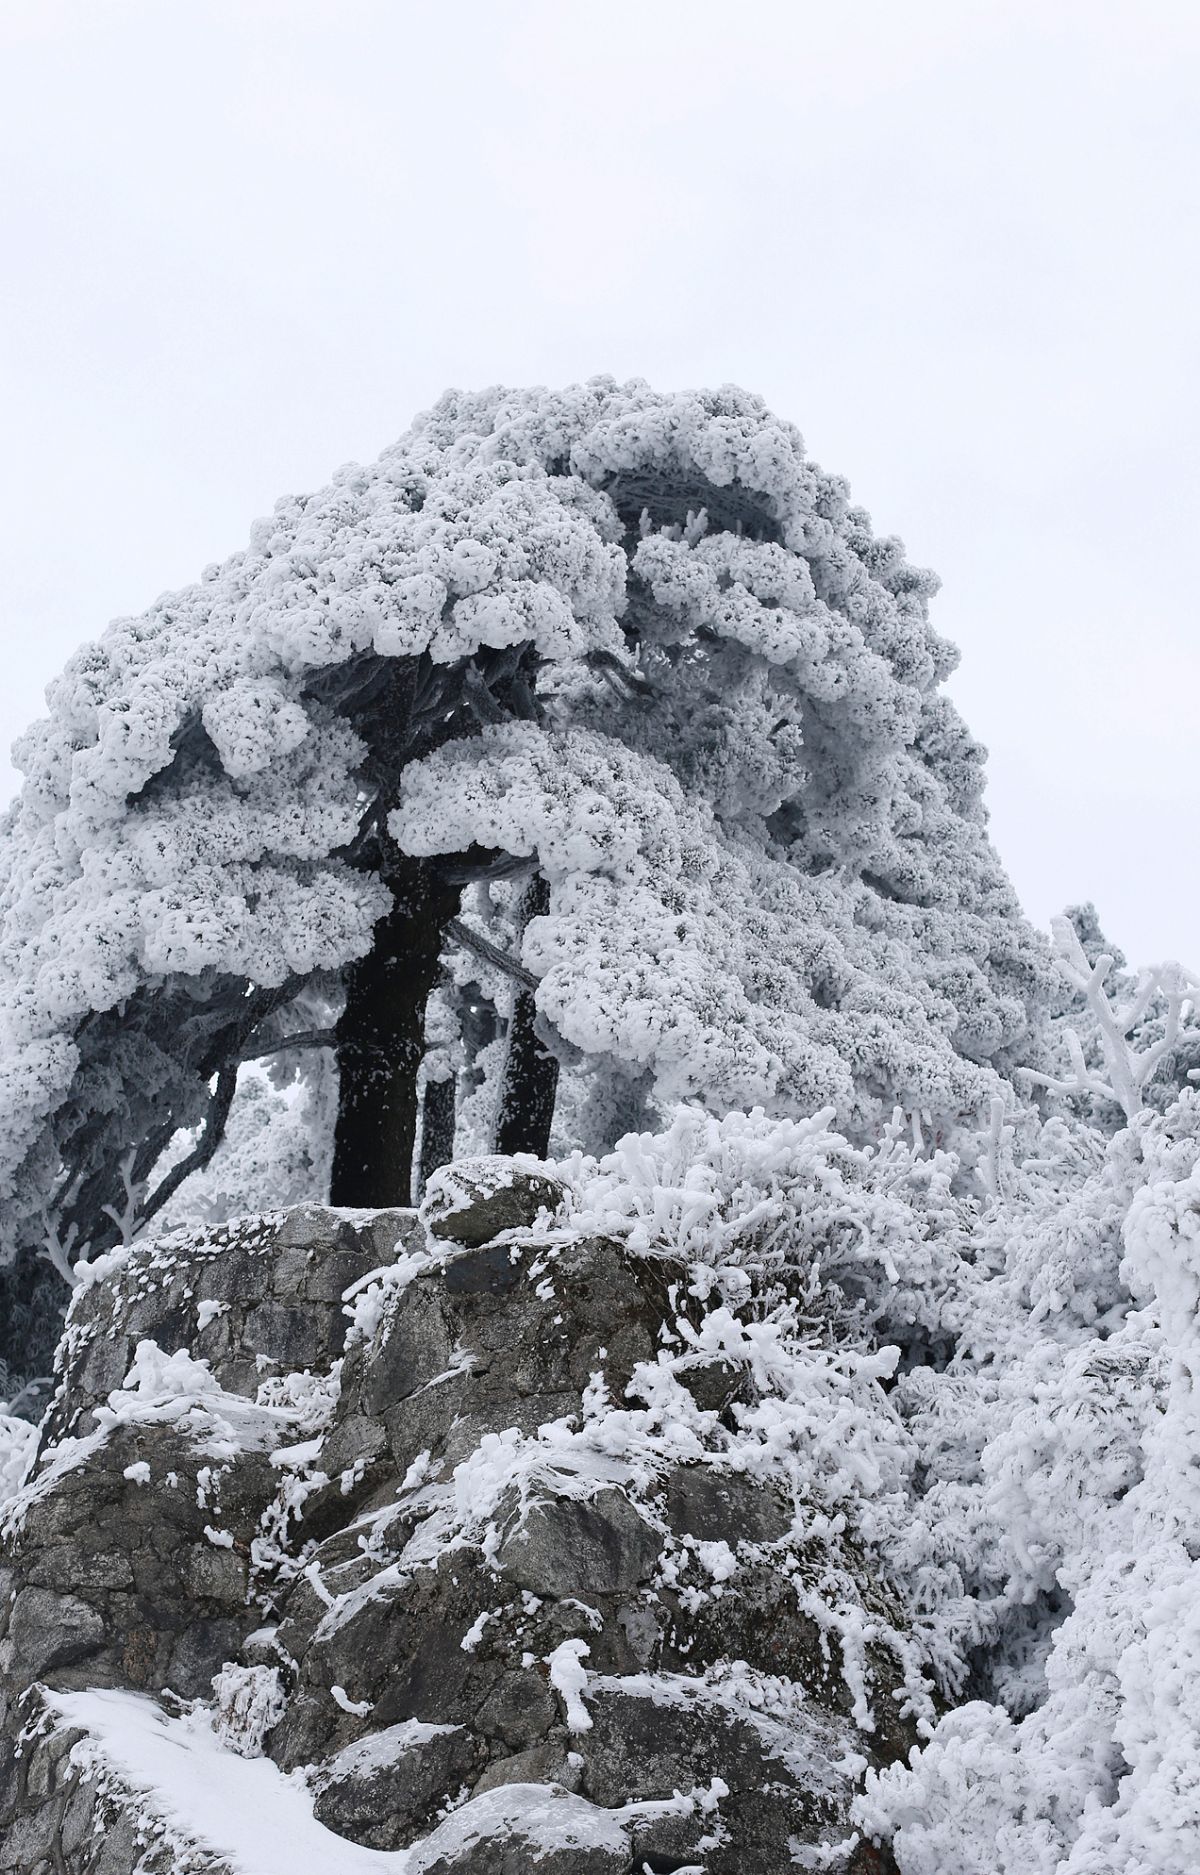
xmin=417 ymin=1073 xmax=457 ymax=1198
xmin=331 ymin=856 xmax=460 ymax=1208
xmin=493 ymin=875 xmax=559 ymax=1159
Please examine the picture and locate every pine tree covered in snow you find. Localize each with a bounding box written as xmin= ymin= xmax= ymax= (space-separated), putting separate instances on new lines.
xmin=0 ymin=381 xmax=1051 ymax=1372
xmin=0 ymin=383 xmax=1197 ymax=1873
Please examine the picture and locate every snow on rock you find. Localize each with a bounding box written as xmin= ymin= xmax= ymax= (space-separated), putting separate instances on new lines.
xmin=407 ymin=1782 xmax=631 ymax=1873
xmin=311 ymin=1720 xmax=478 ymax=1852
xmin=41 ymin=1688 xmax=411 ymax=1874
xmin=4 ymin=1075 xmax=1200 ymax=1869
xmin=40 ymin=1204 xmax=421 ymax=1453
xmin=546 ymin=1637 xmax=593 ymax=1732
xmin=0 ymin=1153 xmax=930 ymax=1872
xmin=0 ymin=1207 xmax=423 ymax=1723
xmin=419 ymin=1154 xmax=565 ymax=1247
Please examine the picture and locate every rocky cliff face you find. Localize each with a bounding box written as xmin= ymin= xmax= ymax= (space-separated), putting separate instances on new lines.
xmin=0 ymin=1163 xmax=909 ymax=1873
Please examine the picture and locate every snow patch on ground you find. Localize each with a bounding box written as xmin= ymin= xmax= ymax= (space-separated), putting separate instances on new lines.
xmin=48 ymin=1688 xmax=410 ymax=1873
xmin=45 ymin=1689 xmax=635 ymax=1874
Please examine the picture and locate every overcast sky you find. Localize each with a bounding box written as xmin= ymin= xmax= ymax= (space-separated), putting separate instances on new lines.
xmin=1 ymin=0 xmax=1196 ymax=964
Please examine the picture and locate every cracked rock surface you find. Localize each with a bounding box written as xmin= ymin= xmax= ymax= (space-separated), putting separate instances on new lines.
xmin=0 ymin=1163 xmax=906 ymax=1873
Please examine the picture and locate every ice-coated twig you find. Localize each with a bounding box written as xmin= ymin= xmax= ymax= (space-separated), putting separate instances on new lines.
xmin=100 ymin=1148 xmax=146 ymax=1248
xmin=1023 ymin=917 xmax=1199 ymax=1120
xmin=39 ymin=1213 xmax=79 ymax=1288
xmin=979 ymin=1096 xmax=1008 ymax=1205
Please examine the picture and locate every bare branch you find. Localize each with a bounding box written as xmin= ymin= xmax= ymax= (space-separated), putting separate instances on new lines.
xmin=134 ymin=1064 xmax=239 ymax=1232
xmin=462 ymin=666 xmax=509 ymax=726
xmin=439 ymin=849 xmax=531 ymax=887
xmin=586 ymin=648 xmax=656 ymax=701
xmin=244 ymin=1028 xmax=338 ymax=1060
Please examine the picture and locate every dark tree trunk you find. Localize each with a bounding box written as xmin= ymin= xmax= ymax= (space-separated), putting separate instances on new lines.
xmin=417 ymin=1073 xmax=457 ymax=1198
xmin=493 ymin=875 xmax=559 ymax=1159
xmin=331 ymin=856 xmax=460 ymax=1208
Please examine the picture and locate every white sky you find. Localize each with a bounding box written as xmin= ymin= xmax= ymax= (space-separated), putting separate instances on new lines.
xmin=1 ymin=0 xmax=1196 ymax=964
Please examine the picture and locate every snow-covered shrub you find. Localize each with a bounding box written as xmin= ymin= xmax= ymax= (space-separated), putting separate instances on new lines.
xmin=211 ymin=1663 xmax=288 ymax=1759
xmin=0 ymin=1412 xmax=37 ymax=1506
xmin=858 ymin=1091 xmax=1200 ymax=1872
xmin=397 ymin=1108 xmax=957 ymax=1737
xmin=557 ymin=1103 xmax=975 ymax=1361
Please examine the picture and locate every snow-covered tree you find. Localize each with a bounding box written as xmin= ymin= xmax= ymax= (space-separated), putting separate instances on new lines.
xmin=0 ymin=380 xmax=1051 ymax=1371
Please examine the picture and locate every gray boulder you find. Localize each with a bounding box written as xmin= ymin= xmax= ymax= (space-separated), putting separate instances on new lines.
xmin=496 ymin=1488 xmax=661 ymax=1597
xmin=0 ymin=1192 xmax=911 ymax=1875
xmin=313 ymin=1720 xmax=482 ymax=1849
xmin=421 ymin=1156 xmax=566 ymax=1248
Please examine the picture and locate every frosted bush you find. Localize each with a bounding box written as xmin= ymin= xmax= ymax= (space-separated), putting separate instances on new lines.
xmin=859 ymin=1090 xmax=1200 ymax=1872
xmin=211 ymin=1663 xmax=288 ymax=1760
xmin=1026 ymin=914 xmax=1199 ymax=1121
xmin=0 ymin=1413 xmax=37 ymax=1506
xmin=557 ymin=1103 xmax=974 ymax=1356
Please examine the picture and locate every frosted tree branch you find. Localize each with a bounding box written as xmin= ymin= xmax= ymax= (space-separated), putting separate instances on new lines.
xmin=1023 ymin=916 xmax=1199 ymax=1120
xmin=447 ymin=918 xmax=539 ymax=991
xmin=978 ymin=1095 xmax=1009 ymax=1205
xmin=100 ymin=1148 xmax=147 ymax=1248
xmin=135 ymin=1064 xmax=240 ymax=1232
xmin=38 ymin=1214 xmax=79 ymax=1289
xmin=245 ymin=1029 xmax=338 ymax=1059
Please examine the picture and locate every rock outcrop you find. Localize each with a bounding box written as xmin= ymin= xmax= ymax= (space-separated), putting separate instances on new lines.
xmin=0 ymin=1165 xmax=909 ymax=1873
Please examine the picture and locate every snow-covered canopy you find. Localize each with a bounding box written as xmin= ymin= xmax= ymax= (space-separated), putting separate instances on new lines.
xmin=0 ymin=379 xmax=1051 ymax=1274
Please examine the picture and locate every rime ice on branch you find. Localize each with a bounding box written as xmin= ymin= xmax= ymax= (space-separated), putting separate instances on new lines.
xmin=1023 ymin=915 xmax=1198 ymax=1120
